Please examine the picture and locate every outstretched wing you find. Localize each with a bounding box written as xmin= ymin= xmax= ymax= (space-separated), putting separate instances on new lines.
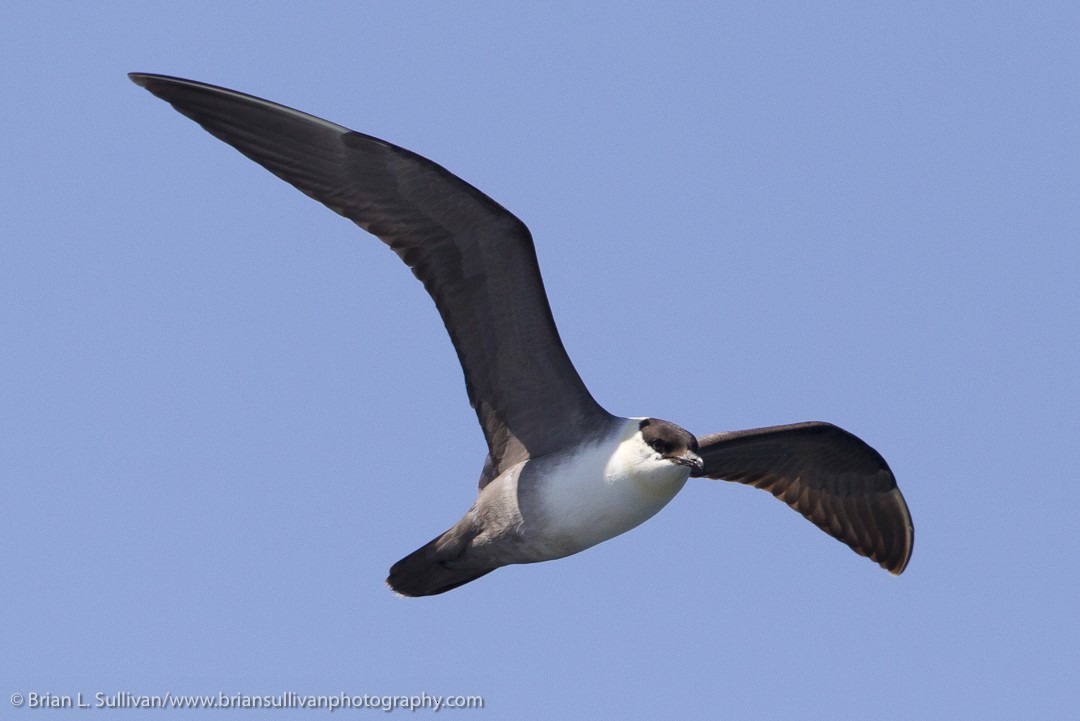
xmin=695 ymin=421 xmax=913 ymax=574
xmin=130 ymin=73 xmax=612 ymax=485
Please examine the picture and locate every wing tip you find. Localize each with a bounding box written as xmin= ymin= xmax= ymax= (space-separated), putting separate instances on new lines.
xmin=884 ymin=486 xmax=915 ymax=575
xmin=128 ymin=71 xmax=175 ymax=89
xmin=885 ymin=545 xmax=912 ymax=575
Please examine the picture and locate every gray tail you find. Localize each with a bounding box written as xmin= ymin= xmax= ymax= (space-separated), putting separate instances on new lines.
xmin=386 ymin=531 xmax=496 ymax=597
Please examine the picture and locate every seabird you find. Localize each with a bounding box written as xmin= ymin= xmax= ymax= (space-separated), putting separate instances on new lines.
xmin=130 ymin=73 xmax=914 ymax=596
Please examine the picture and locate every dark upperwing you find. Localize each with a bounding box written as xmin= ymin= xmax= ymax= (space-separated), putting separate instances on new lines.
xmin=130 ymin=73 xmax=614 ymax=487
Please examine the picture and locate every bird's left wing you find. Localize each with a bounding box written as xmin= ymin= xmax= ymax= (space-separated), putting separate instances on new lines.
xmin=694 ymin=421 xmax=913 ymax=574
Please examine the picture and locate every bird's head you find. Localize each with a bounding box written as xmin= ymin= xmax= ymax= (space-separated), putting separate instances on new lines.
xmin=637 ymin=418 xmax=704 ymax=476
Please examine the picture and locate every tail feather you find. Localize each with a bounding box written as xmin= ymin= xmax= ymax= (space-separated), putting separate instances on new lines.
xmin=386 ymin=532 xmax=497 ymax=597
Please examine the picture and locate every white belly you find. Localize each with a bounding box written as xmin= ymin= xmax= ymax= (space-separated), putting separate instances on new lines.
xmin=526 ymin=418 xmax=690 ymax=558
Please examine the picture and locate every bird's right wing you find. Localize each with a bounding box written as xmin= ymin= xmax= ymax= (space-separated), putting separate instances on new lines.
xmin=129 ymin=73 xmax=613 ymax=484
xmin=695 ymin=421 xmax=913 ymax=574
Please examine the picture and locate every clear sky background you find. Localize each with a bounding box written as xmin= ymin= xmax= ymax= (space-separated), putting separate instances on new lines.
xmin=3 ymin=2 xmax=1078 ymax=719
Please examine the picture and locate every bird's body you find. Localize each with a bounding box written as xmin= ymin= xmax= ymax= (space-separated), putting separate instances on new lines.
xmin=534 ymin=418 xmax=692 ymax=555
xmin=391 ymin=417 xmax=697 ymax=595
xmin=130 ymin=73 xmax=914 ymax=596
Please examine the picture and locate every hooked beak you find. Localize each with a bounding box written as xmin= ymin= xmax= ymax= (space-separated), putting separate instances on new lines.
xmin=672 ymin=451 xmax=705 ymax=477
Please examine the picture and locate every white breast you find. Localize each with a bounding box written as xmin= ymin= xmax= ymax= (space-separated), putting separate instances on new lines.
xmin=529 ymin=417 xmax=690 ymax=558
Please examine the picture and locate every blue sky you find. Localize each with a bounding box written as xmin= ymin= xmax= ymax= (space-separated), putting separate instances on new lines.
xmin=3 ymin=2 xmax=1078 ymax=719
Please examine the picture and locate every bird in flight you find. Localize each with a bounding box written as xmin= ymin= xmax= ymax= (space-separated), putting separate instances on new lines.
xmin=130 ymin=73 xmax=913 ymax=596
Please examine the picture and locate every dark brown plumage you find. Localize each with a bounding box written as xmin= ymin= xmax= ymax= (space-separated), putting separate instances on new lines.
xmin=128 ymin=73 xmax=612 ymax=491
xmin=694 ymin=421 xmax=913 ymax=574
